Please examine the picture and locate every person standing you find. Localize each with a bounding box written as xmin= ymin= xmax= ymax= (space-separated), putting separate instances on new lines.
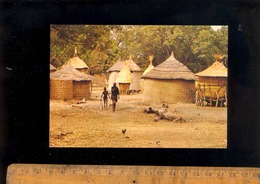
xmin=111 ymin=82 xmax=120 ymax=112
xmin=101 ymin=87 xmax=110 ymax=110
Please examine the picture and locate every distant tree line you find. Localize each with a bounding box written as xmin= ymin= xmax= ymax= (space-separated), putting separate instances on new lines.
xmin=50 ymin=25 xmax=228 ymax=74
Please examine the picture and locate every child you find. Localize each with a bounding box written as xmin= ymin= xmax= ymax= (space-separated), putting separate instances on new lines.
xmin=101 ymin=87 xmax=110 ymax=110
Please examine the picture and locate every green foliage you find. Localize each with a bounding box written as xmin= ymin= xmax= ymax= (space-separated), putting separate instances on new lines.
xmin=50 ymin=25 xmax=228 ymax=74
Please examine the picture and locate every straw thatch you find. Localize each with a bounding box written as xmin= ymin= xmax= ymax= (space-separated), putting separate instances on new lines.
xmin=65 ymin=56 xmax=88 ymax=69
xmin=107 ymin=59 xmax=124 ymax=72
xmin=116 ymin=63 xmax=132 ymax=83
xmin=107 ymin=55 xmax=142 ymax=72
xmin=142 ymin=52 xmax=195 ymax=80
xmin=63 ymin=47 xmax=89 ymax=74
xmin=50 ymin=64 xmax=94 ymax=81
xmin=142 ymin=57 xmax=154 ymax=76
xmin=195 ymin=55 xmax=228 ymax=107
xmin=196 ymin=61 xmax=227 ymax=77
xmin=141 ymin=56 xmax=155 ymax=92
xmin=125 ymin=55 xmax=142 ymax=72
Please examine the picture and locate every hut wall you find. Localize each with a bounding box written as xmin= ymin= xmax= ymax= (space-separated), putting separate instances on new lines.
xmin=129 ymin=72 xmax=142 ymax=91
xmin=108 ymin=72 xmax=119 ymax=91
xmin=143 ymin=79 xmax=195 ymax=104
xmin=50 ymin=79 xmax=73 ymax=100
xmin=196 ymin=76 xmax=227 ymax=98
xmin=73 ymin=81 xmax=91 ymax=100
xmin=119 ymin=83 xmax=130 ymax=95
xmin=197 ymin=76 xmax=227 ymax=85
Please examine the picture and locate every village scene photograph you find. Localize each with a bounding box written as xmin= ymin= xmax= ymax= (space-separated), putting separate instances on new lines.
xmin=49 ymin=25 xmax=228 ymax=148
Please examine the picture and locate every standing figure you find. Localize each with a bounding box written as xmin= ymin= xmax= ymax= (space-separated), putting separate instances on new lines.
xmin=101 ymin=87 xmax=110 ymax=110
xmin=111 ymin=83 xmax=120 ymax=112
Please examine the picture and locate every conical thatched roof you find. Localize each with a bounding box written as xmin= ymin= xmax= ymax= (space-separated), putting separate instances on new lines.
xmin=107 ymin=59 xmax=123 ymax=72
xmin=142 ymin=56 xmax=154 ymax=76
xmin=196 ymin=61 xmax=227 ymax=77
xmin=125 ymin=55 xmax=142 ymax=72
xmin=65 ymin=56 xmax=88 ymax=69
xmin=143 ymin=64 xmax=154 ymax=76
xmin=107 ymin=55 xmax=142 ymax=72
xmin=142 ymin=53 xmax=195 ymax=80
xmin=50 ymin=64 xmax=57 ymax=71
xmin=50 ymin=64 xmax=94 ymax=81
xmin=64 ymin=47 xmax=88 ymax=69
xmin=116 ymin=63 xmax=132 ymax=83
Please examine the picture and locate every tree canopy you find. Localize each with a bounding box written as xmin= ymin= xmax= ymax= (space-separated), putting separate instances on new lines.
xmin=50 ymin=25 xmax=228 ymax=74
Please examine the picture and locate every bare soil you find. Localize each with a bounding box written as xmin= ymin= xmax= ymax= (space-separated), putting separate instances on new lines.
xmin=50 ymin=91 xmax=227 ymax=148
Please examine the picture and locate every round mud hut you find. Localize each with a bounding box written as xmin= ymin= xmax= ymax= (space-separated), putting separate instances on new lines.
xmin=116 ymin=62 xmax=132 ymax=95
xmin=142 ymin=52 xmax=196 ymax=104
xmin=50 ymin=65 xmax=94 ymax=100
xmin=107 ymin=58 xmax=123 ymax=90
xmin=64 ymin=47 xmax=89 ymax=74
xmin=50 ymin=64 xmax=57 ymax=74
xmin=195 ymin=55 xmax=227 ymax=107
xmin=107 ymin=55 xmax=142 ymax=92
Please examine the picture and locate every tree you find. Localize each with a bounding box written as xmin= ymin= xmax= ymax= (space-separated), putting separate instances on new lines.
xmin=50 ymin=25 xmax=228 ymax=74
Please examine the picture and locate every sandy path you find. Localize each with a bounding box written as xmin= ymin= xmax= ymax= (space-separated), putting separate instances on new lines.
xmin=50 ymin=93 xmax=227 ymax=148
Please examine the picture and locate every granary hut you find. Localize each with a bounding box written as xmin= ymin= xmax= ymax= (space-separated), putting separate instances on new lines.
xmin=107 ymin=55 xmax=142 ymax=92
xmin=195 ymin=55 xmax=227 ymax=107
xmin=64 ymin=47 xmax=89 ymax=74
xmin=142 ymin=52 xmax=196 ymax=104
xmin=116 ymin=62 xmax=132 ymax=94
xmin=143 ymin=55 xmax=155 ymax=76
xmin=141 ymin=55 xmax=154 ymax=92
xmin=50 ymin=64 xmax=94 ymax=100
xmin=107 ymin=58 xmax=123 ymax=90
xmin=50 ymin=64 xmax=57 ymax=74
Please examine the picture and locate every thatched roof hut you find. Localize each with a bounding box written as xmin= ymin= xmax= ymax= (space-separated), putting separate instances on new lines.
xmin=116 ymin=63 xmax=132 ymax=84
xmin=116 ymin=62 xmax=132 ymax=94
xmin=196 ymin=58 xmax=227 ymax=78
xmin=107 ymin=55 xmax=142 ymax=73
xmin=50 ymin=65 xmax=94 ymax=100
xmin=143 ymin=53 xmax=196 ymax=80
xmin=142 ymin=56 xmax=155 ymax=76
xmin=107 ymin=55 xmax=142 ymax=92
xmin=64 ymin=47 xmax=89 ymax=74
xmin=195 ymin=55 xmax=227 ymax=107
xmin=141 ymin=55 xmax=154 ymax=92
xmin=50 ymin=64 xmax=57 ymax=74
xmin=142 ymin=52 xmax=196 ymax=104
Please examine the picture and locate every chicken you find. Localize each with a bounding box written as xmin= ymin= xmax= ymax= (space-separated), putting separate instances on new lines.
xmin=122 ymin=129 xmax=126 ymax=135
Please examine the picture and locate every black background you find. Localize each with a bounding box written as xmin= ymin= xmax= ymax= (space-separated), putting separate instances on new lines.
xmin=1 ymin=0 xmax=260 ymax=183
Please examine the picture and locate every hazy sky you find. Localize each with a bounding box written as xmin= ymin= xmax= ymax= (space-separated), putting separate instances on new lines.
xmin=211 ymin=26 xmax=223 ymax=31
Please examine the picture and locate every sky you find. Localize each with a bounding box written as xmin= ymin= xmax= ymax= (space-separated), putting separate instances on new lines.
xmin=211 ymin=26 xmax=223 ymax=31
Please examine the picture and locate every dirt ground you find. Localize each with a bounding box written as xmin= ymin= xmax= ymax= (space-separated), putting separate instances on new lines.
xmin=50 ymin=91 xmax=227 ymax=148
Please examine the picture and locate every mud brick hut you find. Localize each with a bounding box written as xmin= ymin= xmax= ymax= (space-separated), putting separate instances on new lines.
xmin=142 ymin=52 xmax=196 ymax=104
xmin=50 ymin=65 xmax=94 ymax=100
xmin=50 ymin=64 xmax=57 ymax=74
xmin=107 ymin=55 xmax=142 ymax=92
xmin=115 ymin=62 xmax=132 ymax=94
xmin=195 ymin=55 xmax=227 ymax=107
xmin=64 ymin=47 xmax=89 ymax=74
